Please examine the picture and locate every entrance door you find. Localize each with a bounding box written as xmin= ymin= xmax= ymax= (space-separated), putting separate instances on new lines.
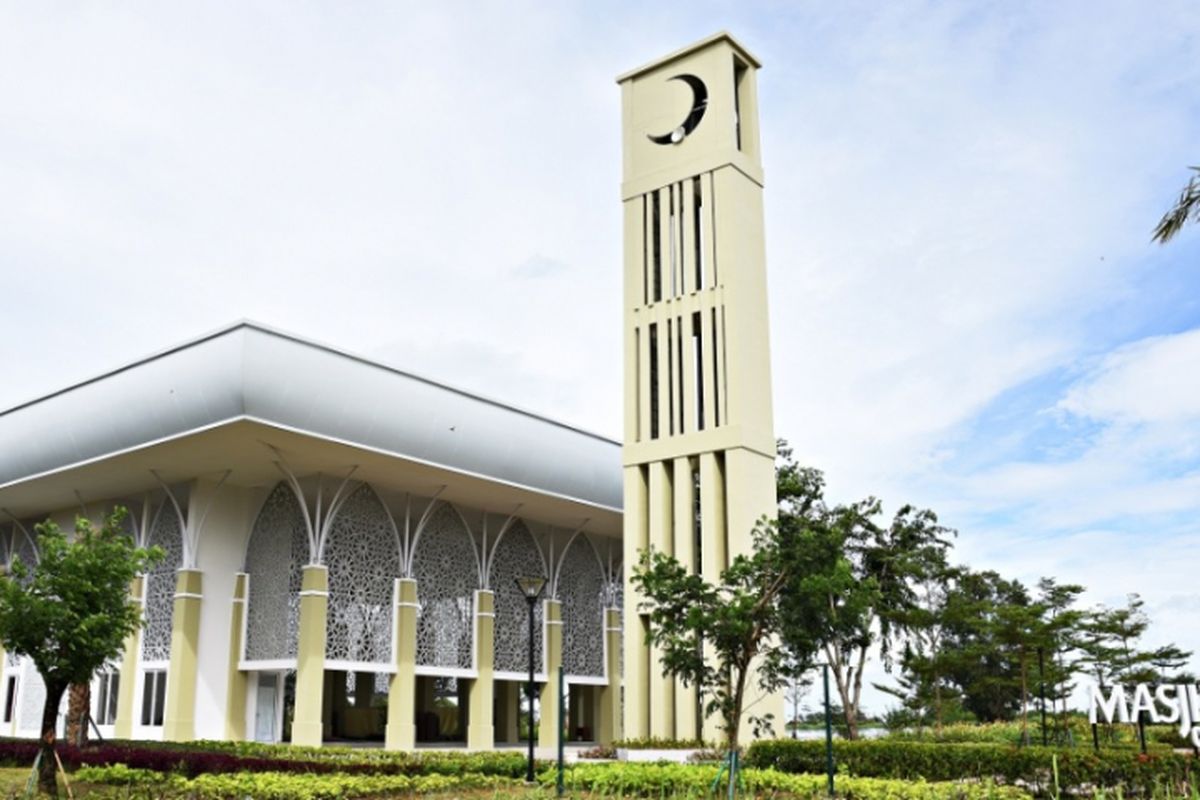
xmin=254 ymin=674 xmax=278 ymax=742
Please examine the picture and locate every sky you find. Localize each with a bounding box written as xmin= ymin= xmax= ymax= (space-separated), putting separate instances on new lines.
xmin=2 ymin=2 xmax=1199 ymax=716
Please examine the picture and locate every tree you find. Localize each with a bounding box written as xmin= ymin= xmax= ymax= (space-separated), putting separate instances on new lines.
xmin=632 ymin=517 xmax=792 ymax=765
xmin=0 ymin=509 xmax=160 ymax=797
xmin=1079 ymin=594 xmax=1193 ymax=687
xmin=776 ymin=448 xmax=954 ymax=739
xmin=936 ymin=569 xmax=1028 ymax=722
xmin=1033 ymin=578 xmax=1086 ymax=744
xmin=1153 ymin=166 xmax=1200 ymax=243
xmin=784 ymin=670 xmax=814 ymax=738
xmin=881 ymin=565 xmax=967 ymax=733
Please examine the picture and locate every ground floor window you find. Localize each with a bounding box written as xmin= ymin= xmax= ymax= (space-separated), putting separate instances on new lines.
xmin=95 ymin=671 xmax=120 ymax=725
xmin=2 ymin=675 xmax=16 ymax=723
xmin=141 ymin=670 xmax=166 ymax=726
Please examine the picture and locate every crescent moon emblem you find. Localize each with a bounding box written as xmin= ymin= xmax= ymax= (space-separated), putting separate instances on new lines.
xmin=647 ymin=74 xmax=708 ymax=145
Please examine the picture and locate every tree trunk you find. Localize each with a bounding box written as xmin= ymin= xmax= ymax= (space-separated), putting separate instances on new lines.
xmin=39 ymin=680 xmax=66 ymax=798
xmin=1019 ymin=650 xmax=1029 ymax=746
xmin=935 ymin=680 xmax=943 ymax=734
xmin=66 ymin=682 xmax=90 ymax=747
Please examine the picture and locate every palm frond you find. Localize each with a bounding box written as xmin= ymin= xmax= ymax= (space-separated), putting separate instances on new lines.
xmin=1152 ymin=166 xmax=1200 ymax=244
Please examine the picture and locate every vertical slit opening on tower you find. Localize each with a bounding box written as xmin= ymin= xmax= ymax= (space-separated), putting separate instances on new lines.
xmin=642 ymin=195 xmax=649 ymax=305
xmin=720 ymin=307 xmax=729 ymax=423
xmin=651 ymin=191 xmax=662 ymax=302
xmin=692 ymin=312 xmax=704 ymax=431
xmin=648 ymin=323 xmax=660 ymax=440
xmin=677 ymin=182 xmax=686 ymax=295
xmin=692 ymin=177 xmax=704 ymax=291
xmin=668 ymin=185 xmax=677 ymax=298
xmin=676 ymin=316 xmax=684 ymax=434
xmin=634 ymin=327 xmax=642 ymax=442
xmin=711 ymin=308 xmax=721 ymax=427
xmin=666 ymin=318 xmax=675 ymax=437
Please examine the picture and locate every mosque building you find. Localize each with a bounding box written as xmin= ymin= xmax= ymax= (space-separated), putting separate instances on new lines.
xmin=0 ymin=31 xmax=777 ymax=750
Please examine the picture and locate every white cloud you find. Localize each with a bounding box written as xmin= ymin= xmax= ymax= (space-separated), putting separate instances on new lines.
xmin=1058 ymin=329 xmax=1200 ymax=424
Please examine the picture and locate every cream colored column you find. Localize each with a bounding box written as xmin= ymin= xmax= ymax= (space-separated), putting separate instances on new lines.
xmin=385 ymin=578 xmax=418 ymax=750
xmin=647 ymin=461 xmax=675 ymax=739
xmin=723 ymin=447 xmax=784 ymax=732
xmin=224 ymin=573 xmax=248 ymax=740
xmin=597 ymin=606 xmax=623 ymax=744
xmin=467 ymin=590 xmax=495 ymax=749
xmin=699 ymin=452 xmax=728 ymax=743
xmin=672 ymin=456 xmax=699 ymax=741
xmin=291 ymin=565 xmax=328 ymax=747
xmin=162 ymin=569 xmax=203 ymax=741
xmin=113 ymin=575 xmax=144 ymax=738
xmin=537 ymin=599 xmax=563 ymax=749
xmin=621 ymin=466 xmax=649 ymax=739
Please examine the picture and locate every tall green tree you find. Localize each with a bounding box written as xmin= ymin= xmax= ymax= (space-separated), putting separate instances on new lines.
xmin=632 ymin=517 xmax=792 ymax=755
xmin=1079 ymin=594 xmax=1193 ymax=687
xmin=937 ymin=569 xmax=1029 ymax=722
xmin=0 ymin=509 xmax=160 ymax=797
xmin=881 ymin=565 xmax=967 ymax=733
xmin=776 ymin=447 xmax=954 ymax=739
xmin=1034 ymin=578 xmax=1086 ymax=743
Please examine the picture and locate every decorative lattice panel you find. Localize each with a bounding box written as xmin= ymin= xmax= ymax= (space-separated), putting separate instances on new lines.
xmin=558 ymin=537 xmax=605 ymax=678
xmin=17 ymin=657 xmax=45 ymax=735
xmin=412 ymin=503 xmax=476 ymax=669
xmin=490 ymin=521 xmax=544 ymax=673
xmin=140 ymin=508 xmax=182 ymax=662
xmin=611 ymin=570 xmax=624 ymax=676
xmin=10 ymin=526 xmax=38 ymax=577
xmin=244 ymin=483 xmax=308 ymax=662
xmin=323 ymin=485 xmax=400 ymax=666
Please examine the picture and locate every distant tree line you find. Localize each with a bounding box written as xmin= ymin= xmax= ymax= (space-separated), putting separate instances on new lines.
xmin=633 ymin=440 xmax=1192 ymax=745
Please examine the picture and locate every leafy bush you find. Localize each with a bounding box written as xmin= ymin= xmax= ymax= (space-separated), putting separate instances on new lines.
xmin=76 ymin=765 xmax=517 ymax=799
xmin=548 ymin=762 xmax=1031 ymax=800
xmin=887 ymin=720 xmax=1178 ymax=750
xmin=746 ymin=739 xmax=1198 ymax=796
xmin=614 ymin=736 xmax=712 ymax=750
xmin=0 ymin=737 xmax=530 ymax=779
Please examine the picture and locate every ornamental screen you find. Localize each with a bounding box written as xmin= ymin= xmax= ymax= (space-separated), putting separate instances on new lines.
xmin=490 ymin=521 xmax=544 ymax=674
xmin=558 ymin=537 xmax=606 ymax=678
xmin=323 ymin=485 xmax=400 ymax=666
xmin=16 ymin=657 xmax=44 ymax=736
xmin=244 ymin=483 xmax=307 ymax=662
xmin=412 ymin=503 xmax=476 ymax=670
xmin=141 ymin=508 xmax=182 ymax=663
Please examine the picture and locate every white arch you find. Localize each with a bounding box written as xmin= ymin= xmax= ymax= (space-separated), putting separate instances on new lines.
xmin=408 ymin=497 xmax=479 ymax=579
xmin=483 ymin=511 xmax=546 ymax=590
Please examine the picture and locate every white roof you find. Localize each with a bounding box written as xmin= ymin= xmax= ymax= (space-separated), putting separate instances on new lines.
xmin=0 ymin=322 xmax=622 ymax=513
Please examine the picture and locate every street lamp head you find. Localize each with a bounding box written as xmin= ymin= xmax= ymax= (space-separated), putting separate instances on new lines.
xmin=515 ymin=575 xmax=547 ymax=601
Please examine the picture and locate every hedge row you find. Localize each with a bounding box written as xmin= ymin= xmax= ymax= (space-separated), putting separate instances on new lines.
xmin=0 ymin=738 xmax=529 ymax=779
xmin=549 ymin=762 xmax=1032 ymax=800
xmin=745 ymin=739 xmax=1197 ymax=796
xmin=76 ymin=765 xmax=519 ymax=800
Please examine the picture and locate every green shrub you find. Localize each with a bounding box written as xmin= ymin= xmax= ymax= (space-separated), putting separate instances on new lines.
xmin=548 ymin=762 xmax=1031 ymax=800
xmin=76 ymin=765 xmax=519 ymax=799
xmin=745 ymin=739 xmax=1197 ymax=796
xmin=0 ymin=736 xmax=531 ymax=779
xmin=887 ymin=720 xmax=1179 ymax=750
xmin=614 ymin=736 xmax=712 ymax=750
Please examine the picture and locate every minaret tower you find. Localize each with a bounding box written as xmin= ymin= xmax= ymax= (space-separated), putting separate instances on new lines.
xmin=619 ymin=33 xmax=780 ymax=742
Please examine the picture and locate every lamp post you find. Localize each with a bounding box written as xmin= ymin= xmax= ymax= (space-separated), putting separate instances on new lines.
xmin=515 ymin=576 xmax=546 ymax=784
